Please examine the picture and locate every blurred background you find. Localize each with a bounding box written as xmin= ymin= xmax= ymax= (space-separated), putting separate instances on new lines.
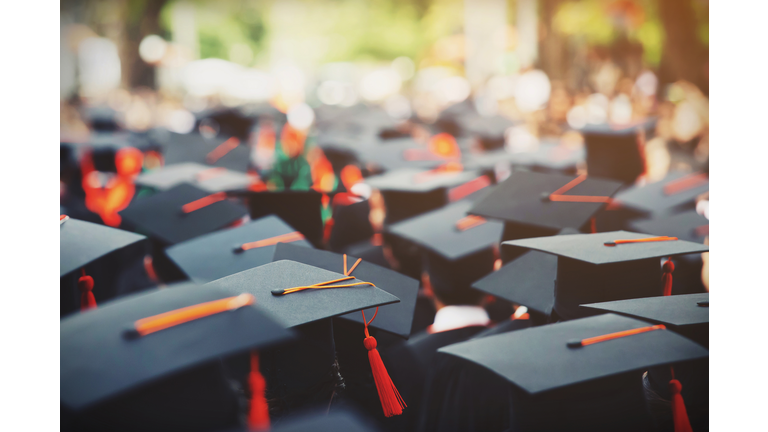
xmin=60 ymin=0 xmax=709 ymax=196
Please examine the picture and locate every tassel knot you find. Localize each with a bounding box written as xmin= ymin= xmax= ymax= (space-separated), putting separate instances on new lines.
xmin=78 ymin=271 xmax=97 ymax=311
xmin=668 ymin=371 xmax=693 ymax=432
xmin=662 ymin=259 xmax=675 ymax=297
xmin=668 ymin=378 xmax=683 ymax=394
xmin=663 ymin=260 xmax=675 ymax=273
xmin=364 ymin=336 xmax=377 ymax=351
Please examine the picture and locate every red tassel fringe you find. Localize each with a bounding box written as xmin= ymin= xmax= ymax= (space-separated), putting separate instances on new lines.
xmin=669 ymin=378 xmax=693 ymax=432
xmin=78 ymin=273 xmax=97 ymax=311
xmin=364 ymin=336 xmax=406 ymax=417
xmin=662 ymin=259 xmax=675 ymax=296
xmin=248 ymin=351 xmax=270 ymax=431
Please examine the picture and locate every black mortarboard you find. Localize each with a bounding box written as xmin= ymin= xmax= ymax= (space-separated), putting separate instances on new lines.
xmin=82 ymin=105 xmax=121 ymax=132
xmin=472 ymin=228 xmax=579 ymax=318
xmin=61 ymin=283 xmax=293 ymax=431
xmin=207 ymin=260 xmax=402 ymax=419
xmin=503 ymin=230 xmax=709 ymax=320
xmin=161 ymin=132 xmax=251 ymax=173
xmin=195 ymin=106 xmax=258 ymax=141
xmin=269 ymin=409 xmax=383 ymax=432
xmin=386 ymin=200 xmax=503 ymax=262
xmin=613 ymin=170 xmax=709 ymax=215
xmin=438 ymin=313 xmax=708 ymax=431
xmin=166 ymin=215 xmax=313 ymax=283
xmin=365 ymin=168 xmax=487 ymax=224
xmin=354 ymin=138 xmax=448 ymax=172
xmin=580 ymin=119 xmax=656 ymax=184
xmin=328 ymin=199 xmax=374 ymax=252
xmin=239 ymin=190 xmax=327 ymax=248
xmin=135 ymin=162 xmax=253 ymax=193
xmin=271 ymin=243 xmax=418 ymax=339
xmin=118 ymin=183 xmax=248 ymax=245
xmin=629 ymin=209 xmax=709 ymax=244
xmin=468 ymin=171 xmax=623 ymax=250
xmin=582 ymin=293 xmax=709 ymax=347
xmin=60 ymin=216 xmax=147 ymax=277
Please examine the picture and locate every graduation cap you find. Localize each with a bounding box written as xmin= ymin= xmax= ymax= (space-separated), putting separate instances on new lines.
xmin=613 ymin=170 xmax=709 ymax=215
xmin=207 ymin=260 xmax=406 ymax=418
xmin=328 ymin=199 xmax=375 ymax=252
xmin=118 ymin=183 xmax=248 ymax=245
xmin=580 ymin=118 xmax=656 ymax=184
xmin=135 ymin=162 xmax=253 ymax=193
xmin=460 ymin=114 xmax=516 ymax=150
xmin=509 ymin=141 xmax=586 ymax=175
xmin=365 ymin=166 xmax=488 ymax=224
xmin=503 ymin=230 xmax=709 ymax=321
xmin=161 ymin=132 xmax=251 ymax=173
xmin=166 ymin=215 xmax=313 ymax=283
xmin=472 ymin=228 xmax=578 ymax=318
xmin=271 ymin=243 xmax=419 ymax=339
xmin=61 ymin=283 xmax=293 ymax=432
xmin=60 ymin=216 xmax=148 ymax=314
xmin=468 ymin=171 xmax=623 ymax=254
xmin=238 ymin=189 xmax=328 ymax=248
xmin=582 ymin=293 xmax=709 ymax=347
xmin=82 ymin=105 xmax=120 ymax=132
xmin=438 ymin=313 xmax=708 ymax=432
xmin=354 ymin=138 xmax=448 ymax=173
xmin=195 ymin=106 xmax=258 ymax=141
xmin=629 ymin=209 xmax=709 ymax=244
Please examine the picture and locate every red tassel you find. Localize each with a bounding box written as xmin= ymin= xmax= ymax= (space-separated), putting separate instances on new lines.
xmin=248 ymin=351 xmax=270 ymax=431
xmin=669 ymin=377 xmax=693 ymax=432
xmin=79 ymin=270 xmax=97 ymax=311
xmin=362 ymin=308 xmax=406 ymax=417
xmin=590 ymin=217 xmax=597 ymax=234
xmin=662 ymin=259 xmax=675 ymax=296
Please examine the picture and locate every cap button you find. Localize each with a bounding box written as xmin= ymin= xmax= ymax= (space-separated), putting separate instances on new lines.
xmin=566 ymin=339 xmax=583 ymax=348
xmin=697 ymin=301 xmax=709 ymax=307
xmin=122 ymin=327 xmax=141 ymax=340
xmin=271 ymin=289 xmax=286 ymax=296
xmin=540 ymin=192 xmax=552 ymax=202
xmin=232 ymin=245 xmax=244 ymax=254
xmin=603 ymin=241 xmax=616 ymax=247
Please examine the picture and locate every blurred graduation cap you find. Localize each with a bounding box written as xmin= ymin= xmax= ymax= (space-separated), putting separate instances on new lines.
xmin=613 ymin=170 xmax=709 ymax=216
xmin=472 ymin=228 xmax=578 ymax=318
xmin=628 ymin=209 xmax=709 ymax=244
xmin=460 ymin=114 xmax=516 ymax=150
xmin=271 ymin=243 xmax=418 ymax=339
xmin=82 ymin=105 xmax=120 ymax=132
xmin=118 ymin=183 xmax=248 ymax=245
xmin=161 ymin=132 xmax=251 ymax=173
xmin=438 ymin=313 xmax=708 ymax=431
xmin=354 ymin=137 xmax=448 ymax=172
xmin=580 ymin=118 xmax=656 ymax=184
xmin=135 ymin=162 xmax=253 ymax=193
xmin=468 ymin=171 xmax=623 ymax=253
xmin=235 ymin=189 xmax=328 ymax=248
xmin=365 ymin=167 xmax=489 ymax=223
xmin=582 ymin=293 xmax=709 ymax=348
xmin=269 ymin=409 xmax=383 ymax=432
xmin=503 ymin=230 xmax=709 ymax=321
xmin=166 ymin=215 xmax=313 ymax=283
xmin=194 ymin=106 xmax=258 ymax=141
xmin=328 ymin=199 xmax=374 ymax=252
xmin=60 ymin=216 xmax=149 ymax=315
xmin=61 ymin=283 xmax=293 ymax=432
xmin=207 ymin=260 xmax=404 ymax=418
xmin=509 ymin=141 xmax=586 ymax=175
xmin=61 ymin=216 xmax=147 ymax=278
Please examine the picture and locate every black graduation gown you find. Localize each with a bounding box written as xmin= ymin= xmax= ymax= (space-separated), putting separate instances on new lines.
xmin=381 ymin=325 xmax=488 ymax=432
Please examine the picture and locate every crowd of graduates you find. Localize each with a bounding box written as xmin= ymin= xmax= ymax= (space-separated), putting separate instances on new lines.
xmin=61 ymin=61 xmax=709 ymax=432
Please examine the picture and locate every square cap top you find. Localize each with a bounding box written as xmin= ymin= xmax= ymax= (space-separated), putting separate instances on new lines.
xmin=206 ymin=260 xmax=400 ymax=329
xmin=118 ymin=183 xmax=248 ymax=245
xmin=135 ymin=163 xmax=253 ymax=193
xmin=386 ymin=200 xmax=504 ymax=261
xmin=614 ymin=171 xmax=709 ymax=214
xmin=509 ymin=141 xmax=586 ymax=172
xmin=161 ymin=132 xmax=251 ymax=173
xmin=468 ymin=171 xmax=623 ymax=230
xmin=354 ymin=138 xmax=449 ymax=172
xmin=503 ymin=230 xmax=709 ymax=265
xmin=271 ymin=409 xmax=382 ymax=432
xmin=166 ymin=215 xmax=313 ymax=283
xmin=581 ymin=293 xmax=709 ymax=328
xmin=271 ymin=243 xmax=418 ymax=338
xmin=60 ymin=217 xmax=147 ymax=277
xmin=364 ymin=167 xmax=480 ymax=193
xmin=578 ymin=118 xmax=657 ymax=136
xmin=438 ymin=313 xmax=708 ymax=394
xmin=61 ymin=283 xmax=293 ymax=410
xmin=628 ymin=210 xmax=709 ymax=244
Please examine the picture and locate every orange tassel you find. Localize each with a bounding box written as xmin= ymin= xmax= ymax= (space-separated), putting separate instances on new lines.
xmin=248 ymin=350 xmax=270 ymax=431
xmin=662 ymin=259 xmax=675 ymax=296
xmin=362 ymin=308 xmax=406 ymax=417
xmin=669 ymin=368 xmax=693 ymax=432
xmin=79 ymin=269 xmax=97 ymax=311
